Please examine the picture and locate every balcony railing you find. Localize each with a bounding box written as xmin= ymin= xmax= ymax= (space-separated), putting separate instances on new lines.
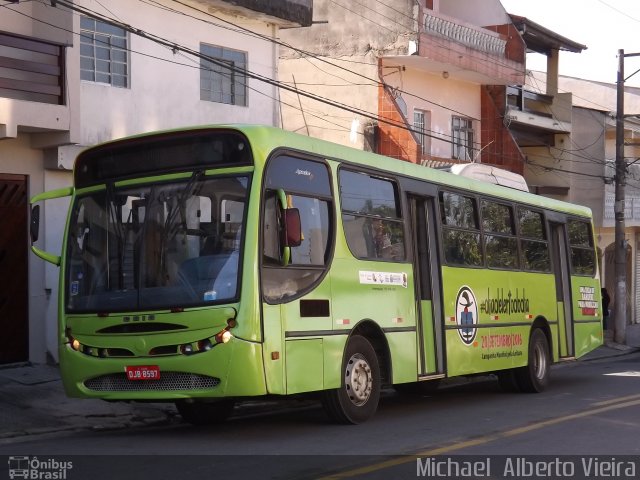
xmin=0 ymin=32 xmax=64 ymax=105
xmin=423 ymin=12 xmax=506 ymax=56
xmin=507 ymin=86 xmax=553 ymax=118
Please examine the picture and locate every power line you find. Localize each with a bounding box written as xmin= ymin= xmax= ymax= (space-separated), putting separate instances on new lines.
xmin=165 ymin=0 xmax=481 ymax=120
xmin=52 ymin=0 xmax=477 ymax=149
xmin=3 ymin=0 xmax=466 ymax=150
xmin=596 ymin=0 xmax=640 ymax=23
xmin=2 ymin=1 xmax=361 ymax=138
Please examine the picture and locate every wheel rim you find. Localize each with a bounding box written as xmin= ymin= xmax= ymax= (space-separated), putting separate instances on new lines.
xmin=533 ymin=342 xmax=547 ymax=380
xmin=344 ymin=353 xmax=373 ymax=406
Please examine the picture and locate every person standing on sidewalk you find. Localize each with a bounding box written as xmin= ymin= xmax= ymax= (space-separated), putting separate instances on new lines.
xmin=601 ymin=287 xmax=611 ymax=330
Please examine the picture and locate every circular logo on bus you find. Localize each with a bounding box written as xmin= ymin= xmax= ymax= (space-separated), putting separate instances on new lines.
xmin=455 ymin=286 xmax=478 ymax=346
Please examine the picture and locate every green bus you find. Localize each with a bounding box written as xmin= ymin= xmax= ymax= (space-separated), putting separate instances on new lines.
xmin=30 ymin=125 xmax=603 ymax=425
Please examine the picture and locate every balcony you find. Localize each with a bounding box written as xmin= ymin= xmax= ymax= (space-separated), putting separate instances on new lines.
xmin=197 ymin=0 xmax=313 ymax=27
xmin=505 ymin=86 xmax=572 ymax=144
xmin=0 ymin=32 xmax=69 ymax=140
xmin=423 ymin=13 xmax=506 ymax=57
xmin=403 ymin=11 xmax=525 ymax=85
xmin=0 ymin=32 xmax=64 ymax=105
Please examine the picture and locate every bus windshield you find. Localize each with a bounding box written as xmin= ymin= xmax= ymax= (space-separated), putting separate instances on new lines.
xmin=66 ymin=174 xmax=249 ymax=313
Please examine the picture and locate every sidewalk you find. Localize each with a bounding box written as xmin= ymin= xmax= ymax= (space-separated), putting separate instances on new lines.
xmin=1 ymin=323 xmax=639 ymax=442
xmin=0 ymin=365 xmax=176 ymax=442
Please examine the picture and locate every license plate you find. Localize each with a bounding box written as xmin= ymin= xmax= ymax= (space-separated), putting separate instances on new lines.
xmin=125 ymin=365 xmax=160 ymax=381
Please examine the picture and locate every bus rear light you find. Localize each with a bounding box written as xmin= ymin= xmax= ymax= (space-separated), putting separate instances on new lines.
xmin=197 ymin=339 xmax=212 ymax=352
xmin=227 ymin=318 xmax=238 ymax=328
xmin=180 ymin=344 xmax=194 ymax=355
xmin=71 ymin=339 xmax=81 ymax=351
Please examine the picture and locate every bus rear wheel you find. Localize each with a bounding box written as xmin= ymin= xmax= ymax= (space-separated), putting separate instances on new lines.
xmin=175 ymin=399 xmax=235 ymax=425
xmin=322 ymin=335 xmax=381 ymax=424
xmin=515 ymin=328 xmax=550 ymax=393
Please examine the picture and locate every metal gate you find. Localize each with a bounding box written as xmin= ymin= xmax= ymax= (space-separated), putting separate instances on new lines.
xmin=0 ymin=174 xmax=29 ymax=363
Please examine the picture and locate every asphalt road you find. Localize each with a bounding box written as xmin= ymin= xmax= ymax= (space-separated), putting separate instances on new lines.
xmin=1 ymin=352 xmax=639 ymax=479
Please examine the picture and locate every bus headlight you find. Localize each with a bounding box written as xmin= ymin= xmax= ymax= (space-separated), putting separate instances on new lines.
xmin=215 ymin=330 xmax=233 ymax=344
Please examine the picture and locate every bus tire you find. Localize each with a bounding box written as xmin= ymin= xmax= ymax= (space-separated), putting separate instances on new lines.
xmin=175 ymin=399 xmax=235 ymax=425
xmin=322 ymin=335 xmax=381 ymax=424
xmin=515 ymin=328 xmax=550 ymax=393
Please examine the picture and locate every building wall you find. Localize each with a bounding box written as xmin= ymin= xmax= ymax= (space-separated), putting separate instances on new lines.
xmin=278 ymin=0 xmax=415 ymax=146
xmin=268 ymin=54 xmax=379 ymax=149
xmin=385 ymin=66 xmax=481 ymax=160
xmin=0 ymin=0 xmax=290 ymax=363
xmin=440 ymin=0 xmax=510 ymax=27
xmin=76 ymin=0 xmax=280 ymax=145
xmin=0 ymin=1 xmax=73 ymax=45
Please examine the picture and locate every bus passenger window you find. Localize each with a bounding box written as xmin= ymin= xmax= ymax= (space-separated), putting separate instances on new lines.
xmin=440 ymin=192 xmax=482 ymax=267
xmin=518 ymin=208 xmax=550 ymax=272
xmin=567 ymin=219 xmax=595 ymax=275
xmin=339 ymin=169 xmax=405 ymax=261
xmin=481 ymin=200 xmax=518 ymax=269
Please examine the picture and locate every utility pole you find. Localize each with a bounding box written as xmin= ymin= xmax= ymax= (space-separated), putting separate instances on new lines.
xmin=614 ymin=49 xmax=640 ymax=344
xmin=614 ymin=49 xmax=626 ymax=344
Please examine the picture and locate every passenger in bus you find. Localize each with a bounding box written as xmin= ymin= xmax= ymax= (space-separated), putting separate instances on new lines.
xmin=372 ymin=218 xmax=392 ymax=258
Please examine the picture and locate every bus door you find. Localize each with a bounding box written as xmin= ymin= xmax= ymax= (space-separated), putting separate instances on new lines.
xmin=410 ymin=196 xmax=445 ymax=377
xmin=550 ymin=222 xmax=575 ymax=358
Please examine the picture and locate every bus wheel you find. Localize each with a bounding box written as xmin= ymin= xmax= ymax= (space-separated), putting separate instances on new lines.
xmin=515 ymin=329 xmax=550 ymax=393
xmin=322 ymin=335 xmax=381 ymax=424
xmin=175 ymin=399 xmax=235 ymax=425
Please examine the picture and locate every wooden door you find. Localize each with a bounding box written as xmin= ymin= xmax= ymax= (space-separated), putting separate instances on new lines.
xmin=0 ymin=174 xmax=29 ymax=363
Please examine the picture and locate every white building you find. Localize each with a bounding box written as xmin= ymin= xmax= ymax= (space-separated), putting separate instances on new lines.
xmin=0 ymin=0 xmax=312 ymax=364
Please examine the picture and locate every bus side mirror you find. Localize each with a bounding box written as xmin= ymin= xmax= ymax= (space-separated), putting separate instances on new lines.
xmin=30 ymin=205 xmax=40 ymax=243
xmin=29 ymin=186 xmax=73 ymax=266
xmin=283 ymin=208 xmax=302 ymax=248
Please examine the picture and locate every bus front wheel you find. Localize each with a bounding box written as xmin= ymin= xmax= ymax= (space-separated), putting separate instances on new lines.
xmin=515 ymin=328 xmax=550 ymax=393
xmin=175 ymin=399 xmax=235 ymax=425
xmin=322 ymin=335 xmax=381 ymax=424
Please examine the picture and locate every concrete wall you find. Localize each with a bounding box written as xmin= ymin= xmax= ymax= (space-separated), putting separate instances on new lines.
xmin=1 ymin=0 xmax=290 ymax=363
xmin=388 ymin=66 xmax=481 ymax=159
xmin=0 ymin=2 xmax=73 ymax=45
xmin=440 ymin=0 xmax=510 ymax=28
xmin=277 ymin=55 xmax=379 ymax=149
xmin=76 ymin=0 xmax=280 ymax=145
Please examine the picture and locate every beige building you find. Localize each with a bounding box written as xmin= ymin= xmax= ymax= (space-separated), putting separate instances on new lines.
xmin=521 ymin=72 xmax=640 ymax=325
xmin=278 ymin=0 xmax=528 ymax=169
xmin=0 ymin=0 xmax=312 ymax=364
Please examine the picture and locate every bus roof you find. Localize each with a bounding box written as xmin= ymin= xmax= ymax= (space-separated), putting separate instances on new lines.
xmin=231 ymin=124 xmax=592 ymax=219
xmin=76 ymin=124 xmax=593 ymax=219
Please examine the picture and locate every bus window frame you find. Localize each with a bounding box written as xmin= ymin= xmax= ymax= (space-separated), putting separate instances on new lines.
xmin=338 ymin=165 xmax=408 ymax=263
xmin=260 ymin=149 xmax=336 ymax=305
xmin=437 ymin=188 xmax=484 ymax=269
xmin=479 ymin=197 xmax=520 ymax=271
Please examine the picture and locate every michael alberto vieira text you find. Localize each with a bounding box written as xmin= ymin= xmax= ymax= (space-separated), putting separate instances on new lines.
xmin=416 ymin=457 xmax=637 ymax=478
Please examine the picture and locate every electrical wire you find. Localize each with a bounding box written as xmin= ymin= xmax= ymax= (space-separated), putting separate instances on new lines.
xmin=45 ymin=0 xmax=477 ymax=149
xmin=0 ymin=1 xmax=356 ymax=137
xmin=164 ymin=0 xmax=481 ymax=120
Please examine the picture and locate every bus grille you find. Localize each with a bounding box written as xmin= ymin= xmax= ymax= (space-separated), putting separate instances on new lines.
xmin=84 ymin=372 xmax=220 ymax=392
